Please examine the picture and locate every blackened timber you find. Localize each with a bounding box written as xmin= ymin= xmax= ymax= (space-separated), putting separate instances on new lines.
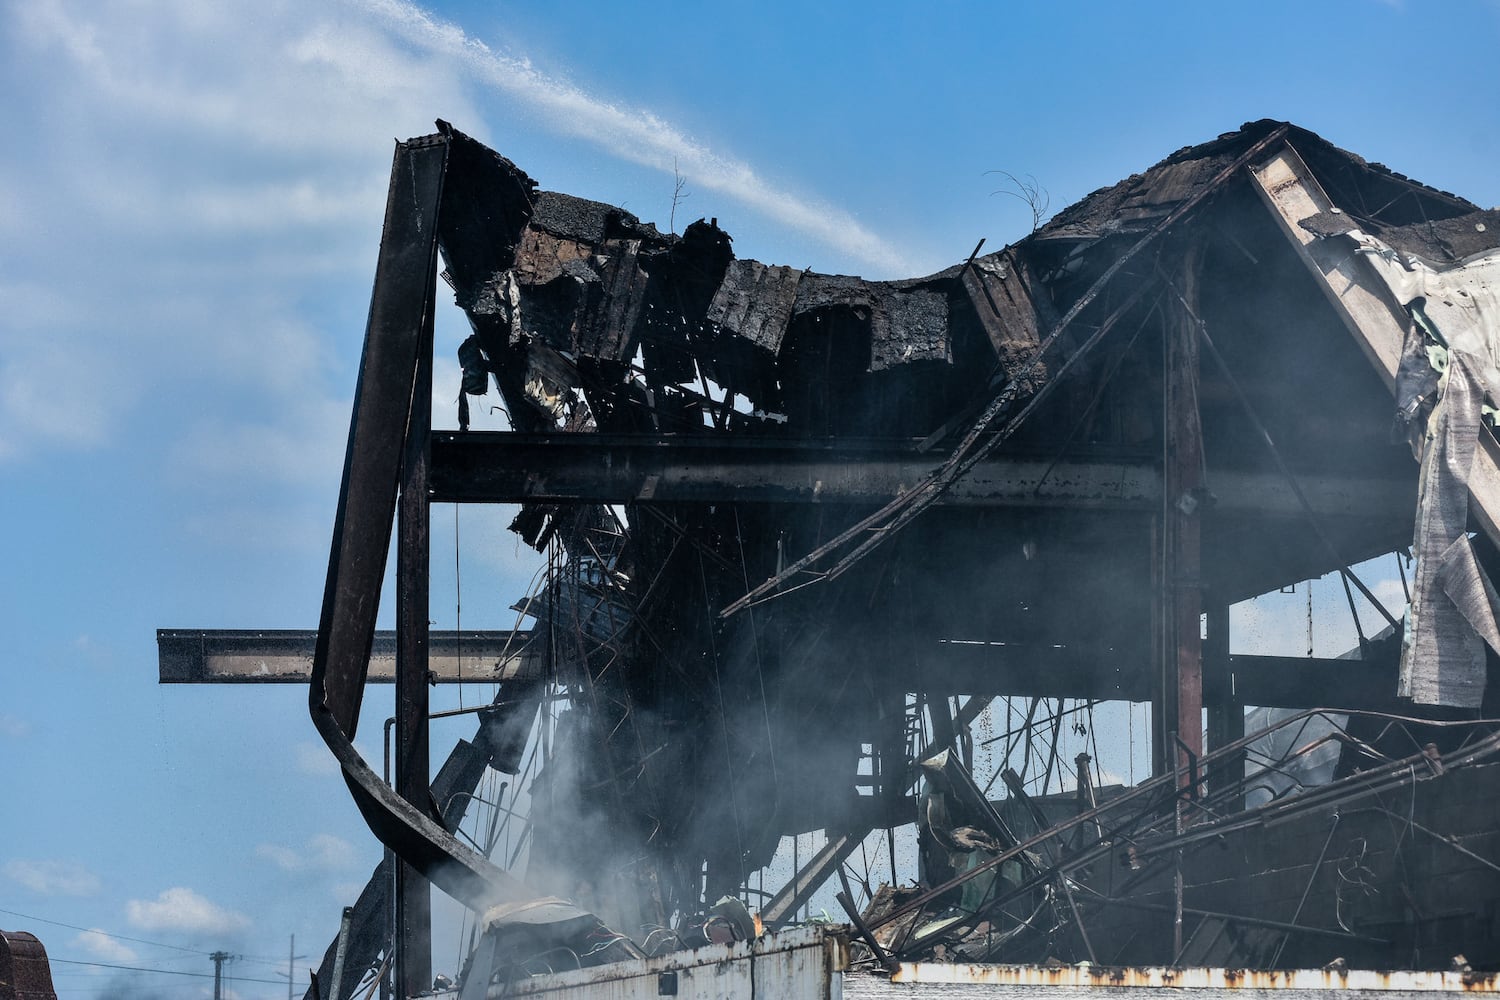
xmin=706 ymin=260 xmax=803 ymax=355
xmin=157 ymin=629 xmax=540 ymax=683
xmin=429 ymin=432 xmax=1416 ymax=517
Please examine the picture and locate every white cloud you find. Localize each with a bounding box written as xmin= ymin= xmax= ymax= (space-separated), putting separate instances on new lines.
xmin=0 ymin=0 xmax=466 ymax=468
xmin=255 ymin=833 xmax=358 ymax=873
xmin=0 ymin=713 xmax=29 ymax=739
xmin=253 ymin=843 xmax=303 ymax=872
xmin=294 ymin=740 xmax=341 ymax=777
xmin=125 ymin=887 xmax=249 ymax=935
xmin=3 ymin=859 xmax=101 ymax=896
xmin=361 ymin=0 xmax=914 ymax=276
xmin=0 ymin=0 xmax=914 ymax=482
xmin=72 ymin=928 xmax=137 ymax=963
xmin=307 ymin=833 xmax=358 ymax=870
xmin=331 ymin=879 xmax=368 ymax=903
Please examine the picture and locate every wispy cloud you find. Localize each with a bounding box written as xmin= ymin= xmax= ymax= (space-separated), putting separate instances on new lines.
xmin=361 ymin=0 xmax=913 ymax=275
xmin=4 ymin=859 xmax=101 ymax=896
xmin=125 ymin=887 xmax=249 ymax=935
xmin=255 ymin=833 xmax=358 ymax=872
xmin=293 ymin=740 xmax=341 ymax=777
xmin=0 ymin=0 xmax=464 ymax=470
xmin=73 ymin=929 xmax=138 ymax=963
xmin=0 ymin=713 xmax=30 ymax=739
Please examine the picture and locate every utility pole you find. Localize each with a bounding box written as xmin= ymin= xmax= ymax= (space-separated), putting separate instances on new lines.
xmin=274 ymin=934 xmax=305 ymax=999
xmin=211 ymin=950 xmax=232 ymax=1000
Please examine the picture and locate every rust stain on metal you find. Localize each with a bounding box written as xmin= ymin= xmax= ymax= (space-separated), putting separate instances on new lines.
xmin=891 ymin=962 xmax=1500 ymax=991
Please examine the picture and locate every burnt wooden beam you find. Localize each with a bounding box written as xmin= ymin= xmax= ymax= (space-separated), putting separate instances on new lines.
xmin=428 ymin=432 xmax=1415 ymax=518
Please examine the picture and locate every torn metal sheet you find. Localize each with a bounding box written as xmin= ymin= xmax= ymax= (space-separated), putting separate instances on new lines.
xmin=1350 ymin=234 xmax=1500 ymax=705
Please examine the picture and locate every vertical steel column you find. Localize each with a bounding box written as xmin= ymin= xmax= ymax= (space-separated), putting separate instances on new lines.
xmin=1204 ymin=600 xmax=1243 ymax=808
xmin=1161 ymin=246 xmax=1205 ymax=778
xmin=395 ymin=184 xmax=438 ymax=1000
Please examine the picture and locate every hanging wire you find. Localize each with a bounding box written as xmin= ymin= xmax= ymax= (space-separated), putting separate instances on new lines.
xmin=698 ymin=548 xmax=750 ymax=894
xmin=455 ymin=505 xmax=464 ymax=710
xmin=1338 ymin=566 xmax=1369 ymax=650
xmin=733 ymin=506 xmax=779 ymax=792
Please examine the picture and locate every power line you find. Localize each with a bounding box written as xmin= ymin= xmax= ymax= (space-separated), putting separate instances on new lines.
xmin=0 ymin=906 xmax=202 ymax=955
xmin=0 ymin=905 xmax=291 ymax=965
xmin=47 ymin=957 xmax=286 ymax=985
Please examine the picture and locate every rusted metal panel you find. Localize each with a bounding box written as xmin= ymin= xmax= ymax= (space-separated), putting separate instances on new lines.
xmin=157 ymin=629 xmax=541 ymax=683
xmin=881 ymin=962 xmax=1500 ymax=992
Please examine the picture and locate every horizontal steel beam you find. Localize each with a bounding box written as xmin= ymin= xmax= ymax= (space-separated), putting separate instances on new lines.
xmin=160 ymin=628 xmax=1399 ymax=708
xmin=916 ymin=641 xmax=1401 ymax=710
xmin=428 ymin=432 xmax=1415 ymax=518
xmin=157 ymin=629 xmax=540 ymax=684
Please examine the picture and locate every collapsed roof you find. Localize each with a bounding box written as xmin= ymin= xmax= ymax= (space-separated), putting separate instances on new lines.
xmin=297 ymin=119 xmax=1500 ymax=991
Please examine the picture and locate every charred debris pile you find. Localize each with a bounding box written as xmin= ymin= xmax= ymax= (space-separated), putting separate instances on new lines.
xmin=293 ymin=119 xmax=1500 ymax=995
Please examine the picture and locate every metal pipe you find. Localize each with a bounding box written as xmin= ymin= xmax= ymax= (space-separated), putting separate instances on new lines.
xmin=329 ymin=907 xmax=353 ymax=1000
xmin=836 ymin=890 xmax=899 ymax=974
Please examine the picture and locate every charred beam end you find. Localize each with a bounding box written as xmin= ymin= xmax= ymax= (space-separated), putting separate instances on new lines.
xmin=157 ymin=629 xmax=540 ymax=684
xmin=429 ymin=432 xmax=1415 ymax=519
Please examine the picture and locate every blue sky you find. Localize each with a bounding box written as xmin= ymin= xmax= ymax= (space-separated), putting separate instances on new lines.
xmin=2 ymin=1 xmax=1498 ymax=996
